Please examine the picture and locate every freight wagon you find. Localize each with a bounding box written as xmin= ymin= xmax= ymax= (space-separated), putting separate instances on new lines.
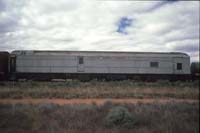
xmin=6 ymin=50 xmax=191 ymax=81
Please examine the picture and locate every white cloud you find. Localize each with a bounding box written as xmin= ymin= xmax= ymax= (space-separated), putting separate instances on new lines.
xmin=0 ymin=0 xmax=199 ymax=62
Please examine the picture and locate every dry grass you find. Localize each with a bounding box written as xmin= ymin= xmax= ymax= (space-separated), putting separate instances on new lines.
xmin=0 ymin=80 xmax=199 ymax=99
xmin=0 ymin=102 xmax=199 ymax=133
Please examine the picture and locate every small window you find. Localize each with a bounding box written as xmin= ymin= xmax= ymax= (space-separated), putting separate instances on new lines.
xmin=177 ymin=63 xmax=182 ymax=70
xmin=79 ymin=57 xmax=84 ymax=64
xmin=150 ymin=62 xmax=159 ymax=68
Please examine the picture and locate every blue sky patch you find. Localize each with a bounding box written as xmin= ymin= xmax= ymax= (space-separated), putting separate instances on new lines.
xmin=117 ymin=17 xmax=133 ymax=35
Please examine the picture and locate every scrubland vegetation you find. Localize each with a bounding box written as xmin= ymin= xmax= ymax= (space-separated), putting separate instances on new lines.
xmin=0 ymin=80 xmax=199 ymax=132
xmin=0 ymin=80 xmax=199 ymax=99
xmin=0 ymin=102 xmax=199 ymax=133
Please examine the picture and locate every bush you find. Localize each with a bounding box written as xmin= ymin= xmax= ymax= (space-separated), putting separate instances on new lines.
xmin=105 ymin=106 xmax=136 ymax=128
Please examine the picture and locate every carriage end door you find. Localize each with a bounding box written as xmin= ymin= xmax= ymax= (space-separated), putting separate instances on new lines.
xmin=77 ymin=56 xmax=84 ymax=72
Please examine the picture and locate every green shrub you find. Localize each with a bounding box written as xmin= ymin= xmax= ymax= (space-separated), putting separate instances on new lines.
xmin=105 ymin=106 xmax=136 ymax=128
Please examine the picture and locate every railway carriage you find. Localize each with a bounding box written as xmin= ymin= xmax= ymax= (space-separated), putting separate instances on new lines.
xmin=8 ymin=50 xmax=190 ymax=81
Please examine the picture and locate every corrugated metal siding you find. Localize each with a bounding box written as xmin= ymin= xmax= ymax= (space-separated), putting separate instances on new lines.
xmin=16 ymin=55 xmax=77 ymax=73
xmin=83 ymin=56 xmax=174 ymax=74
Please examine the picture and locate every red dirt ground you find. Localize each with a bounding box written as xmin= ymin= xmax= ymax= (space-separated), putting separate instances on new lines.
xmin=0 ymin=98 xmax=199 ymax=105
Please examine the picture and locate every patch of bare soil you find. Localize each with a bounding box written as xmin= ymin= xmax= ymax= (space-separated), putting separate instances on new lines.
xmin=0 ymin=98 xmax=198 ymax=105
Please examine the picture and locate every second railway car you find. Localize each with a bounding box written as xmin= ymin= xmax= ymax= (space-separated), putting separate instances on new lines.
xmin=0 ymin=52 xmax=9 ymax=80
xmin=10 ymin=50 xmax=190 ymax=81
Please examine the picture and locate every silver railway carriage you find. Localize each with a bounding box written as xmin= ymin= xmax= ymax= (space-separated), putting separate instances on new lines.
xmin=10 ymin=50 xmax=190 ymax=81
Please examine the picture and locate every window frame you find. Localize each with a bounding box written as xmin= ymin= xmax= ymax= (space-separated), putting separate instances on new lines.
xmin=176 ymin=63 xmax=182 ymax=70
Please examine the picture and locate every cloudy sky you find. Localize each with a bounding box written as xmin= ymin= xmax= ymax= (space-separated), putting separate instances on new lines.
xmin=0 ymin=0 xmax=199 ymax=61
